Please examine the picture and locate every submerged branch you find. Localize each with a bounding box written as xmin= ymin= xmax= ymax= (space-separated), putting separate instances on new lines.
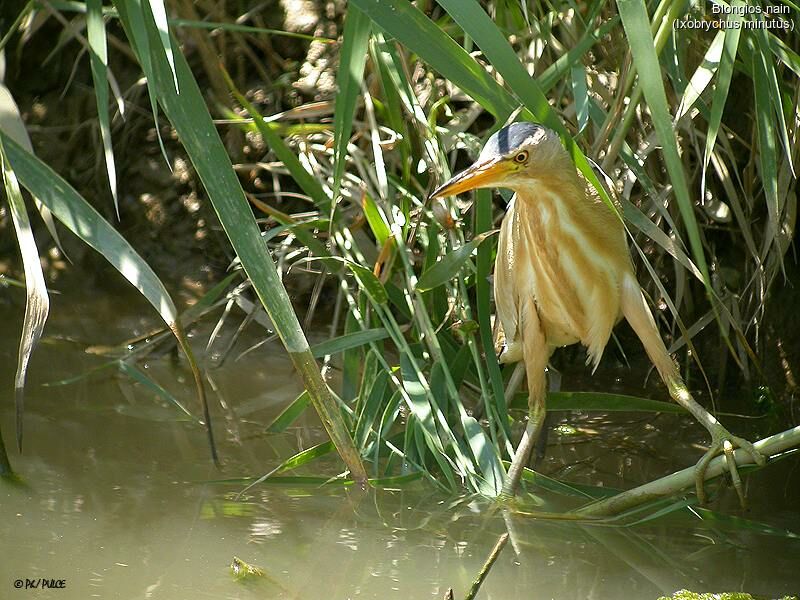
xmin=577 ymin=426 xmax=800 ymax=517
xmin=464 ymin=532 xmax=509 ymax=600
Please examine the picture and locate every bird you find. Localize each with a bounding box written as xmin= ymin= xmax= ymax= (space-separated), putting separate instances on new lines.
xmin=430 ymin=121 xmax=765 ymax=502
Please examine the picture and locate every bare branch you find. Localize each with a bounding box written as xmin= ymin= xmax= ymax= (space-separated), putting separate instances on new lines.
xmin=577 ymin=426 xmax=800 ymax=517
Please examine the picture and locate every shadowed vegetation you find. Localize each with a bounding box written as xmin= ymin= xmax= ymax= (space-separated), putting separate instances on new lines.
xmin=1 ymin=0 xmax=798 ymax=521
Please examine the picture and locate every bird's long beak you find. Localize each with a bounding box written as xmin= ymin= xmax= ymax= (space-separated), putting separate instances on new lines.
xmin=430 ymin=158 xmax=513 ymax=199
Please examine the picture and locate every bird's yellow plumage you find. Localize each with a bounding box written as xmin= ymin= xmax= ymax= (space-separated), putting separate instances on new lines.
xmin=431 ymin=122 xmax=764 ymax=501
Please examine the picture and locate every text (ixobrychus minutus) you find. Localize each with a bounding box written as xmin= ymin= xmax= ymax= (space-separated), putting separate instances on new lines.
xmin=431 ymin=122 xmax=765 ymax=501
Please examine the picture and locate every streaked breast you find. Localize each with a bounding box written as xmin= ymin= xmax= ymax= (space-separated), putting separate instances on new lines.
xmin=508 ymin=179 xmax=630 ymax=362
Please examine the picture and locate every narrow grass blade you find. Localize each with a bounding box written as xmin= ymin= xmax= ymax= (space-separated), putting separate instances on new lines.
xmin=115 ymin=0 xmax=170 ymax=165
xmin=304 ymin=255 xmax=389 ymax=305
xmin=351 ymin=0 xmax=518 ymax=119
xmin=87 ymin=0 xmax=118 ymax=216
xmin=236 ymin=441 xmax=336 ymax=497
xmin=399 ymin=354 xmax=448 ymax=456
xmin=0 ymin=78 xmax=64 ymax=260
xmin=460 ymin=413 xmax=503 ymax=495
xmin=0 ymin=426 xmax=10 ymax=476
xmin=693 ymin=507 xmax=800 ymax=539
xmin=0 ymin=0 xmax=34 ymax=53
xmin=520 ymin=467 xmax=608 ymax=499
xmin=362 ymin=192 xmax=391 ymax=245
xmin=332 ymin=6 xmax=371 ymax=202
xmin=754 ymin=23 xmax=794 ymax=178
xmin=617 ymin=497 xmax=695 ymax=526
xmin=616 ymin=0 xmax=713 ymax=298
xmin=436 ymin=0 xmax=555 ymax=123
xmin=310 ymin=328 xmax=390 ymax=358
xmin=675 ymin=30 xmax=724 ymax=121
xmin=0 ymin=132 xmax=217 ymax=463
xmin=474 ymin=189 xmax=510 ymax=440
xmin=346 ymin=262 xmax=388 ymax=305
xmin=212 ymin=472 xmax=423 ymax=488
xmin=428 ymin=359 xmax=502 ymax=495
xmin=700 ymin=17 xmax=742 ymax=203
xmin=169 ymin=18 xmax=336 ymax=43
xmin=752 ymin=41 xmax=782 ymax=262
xmin=274 ymin=441 xmax=335 ymax=473
xmin=1 ymin=141 xmax=50 ymax=452
xmin=355 ymin=367 xmax=390 ymax=450
xmin=118 ymin=360 xmax=198 ymax=422
xmin=222 ymin=70 xmax=329 ymax=209
xmin=768 ymin=31 xmax=800 ymax=77
xmin=538 ymin=17 xmax=620 ymax=93
xmin=570 ymin=64 xmax=589 ymax=134
xmin=113 ymin=0 xmax=366 ymax=481
xmin=620 ymin=199 xmax=703 ymax=281
xmin=510 ymin=390 xmax=687 ymax=413
xmin=146 ymin=0 xmax=178 ymax=91
xmin=180 ymin=271 xmax=240 ymax=322
xmin=416 ymin=230 xmax=497 ymax=292
xmin=42 ymin=360 xmax=119 ymax=387
xmin=265 ymin=391 xmax=311 ymax=433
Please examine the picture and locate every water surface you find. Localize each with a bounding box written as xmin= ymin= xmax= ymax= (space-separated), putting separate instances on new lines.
xmin=2 ymin=277 xmax=799 ymax=599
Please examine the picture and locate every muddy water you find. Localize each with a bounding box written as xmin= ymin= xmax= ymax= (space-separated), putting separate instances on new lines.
xmin=1 ymin=276 xmax=799 ymax=599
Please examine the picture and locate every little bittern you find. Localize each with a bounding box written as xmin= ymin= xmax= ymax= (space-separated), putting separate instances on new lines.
xmin=431 ymin=122 xmax=765 ymax=501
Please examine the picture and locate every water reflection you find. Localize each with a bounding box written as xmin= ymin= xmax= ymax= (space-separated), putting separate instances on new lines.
xmin=1 ymin=284 xmax=799 ymax=599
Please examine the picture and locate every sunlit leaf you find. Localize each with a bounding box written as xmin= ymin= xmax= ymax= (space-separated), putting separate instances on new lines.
xmin=675 ymin=30 xmax=724 ymax=121
xmin=146 ymin=0 xmax=178 ymax=91
xmin=1 ymin=141 xmax=49 ymax=452
xmin=87 ymin=0 xmax=119 ymax=216
xmin=571 ymin=64 xmax=589 ymax=134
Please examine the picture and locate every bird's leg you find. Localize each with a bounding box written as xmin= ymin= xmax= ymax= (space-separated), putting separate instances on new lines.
xmin=666 ymin=376 xmax=765 ymax=506
xmin=534 ymin=366 xmax=561 ymax=467
xmin=620 ymin=274 xmax=765 ymax=506
xmin=501 ymin=304 xmax=549 ymax=498
xmin=501 ymin=402 xmax=546 ymax=498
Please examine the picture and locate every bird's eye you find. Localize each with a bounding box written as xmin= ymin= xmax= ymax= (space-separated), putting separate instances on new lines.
xmin=514 ymin=151 xmax=529 ymax=164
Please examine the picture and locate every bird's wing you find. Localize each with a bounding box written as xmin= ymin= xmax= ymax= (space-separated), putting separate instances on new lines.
xmin=494 ymin=197 xmax=521 ymax=357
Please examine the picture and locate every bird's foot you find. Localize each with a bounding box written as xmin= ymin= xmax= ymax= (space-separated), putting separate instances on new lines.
xmin=694 ymin=425 xmax=766 ymax=507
